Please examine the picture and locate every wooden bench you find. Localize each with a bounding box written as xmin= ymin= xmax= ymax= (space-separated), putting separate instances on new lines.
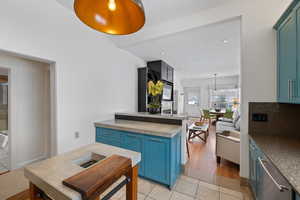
xmin=188 ymin=123 xmax=209 ymax=143
xmin=29 ymin=155 xmax=138 ymax=200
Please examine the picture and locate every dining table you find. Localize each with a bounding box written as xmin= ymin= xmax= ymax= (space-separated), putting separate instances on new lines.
xmin=209 ymin=109 xmax=226 ymax=122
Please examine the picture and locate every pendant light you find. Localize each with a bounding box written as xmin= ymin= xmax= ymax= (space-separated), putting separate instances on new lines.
xmin=74 ymin=0 xmax=145 ymax=35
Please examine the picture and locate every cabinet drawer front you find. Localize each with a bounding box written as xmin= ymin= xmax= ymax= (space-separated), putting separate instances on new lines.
xmin=96 ymin=136 xmax=121 ymax=147
xmin=144 ymin=137 xmax=170 ymax=184
xmin=96 ymin=128 xmax=121 ymax=142
xmin=124 ymin=134 xmax=143 ymax=152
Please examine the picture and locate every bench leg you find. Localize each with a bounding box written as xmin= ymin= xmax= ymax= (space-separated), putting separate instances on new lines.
xmin=126 ymin=165 xmax=138 ymax=200
xmin=186 ymin=139 xmax=190 ymax=158
xmin=216 ymin=156 xmax=221 ymax=163
xmin=29 ymin=182 xmax=42 ymax=200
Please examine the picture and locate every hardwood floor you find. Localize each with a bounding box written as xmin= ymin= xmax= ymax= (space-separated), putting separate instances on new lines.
xmin=183 ymin=123 xmax=242 ymax=191
xmin=7 ymin=189 xmax=29 ymax=200
xmin=0 ymin=170 xmax=9 ymax=176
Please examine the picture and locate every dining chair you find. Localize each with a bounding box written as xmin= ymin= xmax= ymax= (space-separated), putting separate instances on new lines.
xmin=199 ymin=108 xmax=204 ymax=121
xmin=223 ymin=109 xmax=234 ymax=119
xmin=203 ymin=109 xmax=216 ymax=125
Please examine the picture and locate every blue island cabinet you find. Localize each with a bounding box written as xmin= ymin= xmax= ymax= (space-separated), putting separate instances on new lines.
xmin=123 ymin=133 xmax=145 ymax=176
xmin=96 ymin=127 xmax=182 ymax=188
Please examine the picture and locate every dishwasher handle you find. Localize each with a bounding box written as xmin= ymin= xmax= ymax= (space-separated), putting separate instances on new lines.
xmin=258 ymin=157 xmax=290 ymax=192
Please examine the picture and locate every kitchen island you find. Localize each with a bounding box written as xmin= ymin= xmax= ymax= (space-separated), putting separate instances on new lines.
xmin=95 ymin=116 xmax=183 ymax=188
xmin=115 ymin=112 xmax=188 ymax=163
xmin=24 ymin=143 xmax=141 ymax=200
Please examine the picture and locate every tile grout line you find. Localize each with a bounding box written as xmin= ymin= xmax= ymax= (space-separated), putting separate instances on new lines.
xmin=144 ymin=182 xmax=155 ymax=200
xmin=140 ymin=176 xmax=245 ymax=200
xmin=194 ymin=180 xmax=200 ymax=200
xmin=218 ymin=183 xmax=221 ymax=200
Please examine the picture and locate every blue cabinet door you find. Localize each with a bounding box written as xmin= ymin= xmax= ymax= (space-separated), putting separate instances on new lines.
xmin=170 ymin=133 xmax=181 ymax=187
xmin=277 ymin=12 xmax=297 ymax=103
xmin=296 ymin=193 xmax=300 ymax=200
xmin=144 ymin=136 xmax=170 ymax=185
xmin=295 ymin=6 xmax=300 ymax=103
xmin=249 ymin=142 xmax=258 ymax=198
xmin=123 ymin=133 xmax=145 ymax=176
xmin=255 ymin=151 xmax=265 ymax=200
xmin=175 ymin=134 xmax=181 ymax=176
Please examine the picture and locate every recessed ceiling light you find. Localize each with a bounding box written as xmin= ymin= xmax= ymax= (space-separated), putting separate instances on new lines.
xmin=161 ymin=51 xmax=165 ymax=55
xmin=223 ymin=40 xmax=229 ymax=44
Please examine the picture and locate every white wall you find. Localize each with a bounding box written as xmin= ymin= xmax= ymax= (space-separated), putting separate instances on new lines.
xmin=173 ymin=71 xmax=184 ymax=114
xmin=0 ymin=53 xmax=50 ymax=168
xmin=0 ymin=0 xmax=145 ymax=168
xmin=113 ymin=0 xmax=293 ymax=178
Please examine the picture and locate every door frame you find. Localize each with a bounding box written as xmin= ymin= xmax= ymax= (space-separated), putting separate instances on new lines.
xmin=0 ymin=50 xmax=58 ymax=170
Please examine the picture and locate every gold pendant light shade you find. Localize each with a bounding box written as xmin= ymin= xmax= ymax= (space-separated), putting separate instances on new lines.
xmin=74 ymin=0 xmax=145 ymax=35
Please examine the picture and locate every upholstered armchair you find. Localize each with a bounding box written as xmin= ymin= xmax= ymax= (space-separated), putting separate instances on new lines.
xmin=215 ymin=130 xmax=240 ymax=165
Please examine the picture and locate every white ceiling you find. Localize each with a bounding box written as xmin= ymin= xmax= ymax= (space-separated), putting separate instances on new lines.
xmin=55 ymin=0 xmax=240 ymax=79
xmin=124 ymin=18 xmax=241 ymax=79
xmin=55 ymin=0 xmax=230 ymax=26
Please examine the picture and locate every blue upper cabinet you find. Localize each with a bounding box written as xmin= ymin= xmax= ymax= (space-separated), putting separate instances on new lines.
xmin=277 ymin=12 xmax=297 ymax=103
xmin=275 ymin=1 xmax=300 ymax=104
xmin=296 ymin=5 xmax=300 ymax=102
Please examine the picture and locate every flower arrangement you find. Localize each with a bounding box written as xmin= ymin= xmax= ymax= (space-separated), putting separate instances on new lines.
xmin=147 ymin=80 xmax=164 ymax=113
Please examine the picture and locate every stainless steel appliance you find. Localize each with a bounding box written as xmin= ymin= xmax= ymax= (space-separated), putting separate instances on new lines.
xmin=257 ymin=156 xmax=292 ymax=200
xmin=162 ymin=83 xmax=173 ymax=101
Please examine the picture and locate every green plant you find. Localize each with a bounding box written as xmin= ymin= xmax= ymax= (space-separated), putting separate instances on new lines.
xmin=147 ymin=80 xmax=164 ymax=109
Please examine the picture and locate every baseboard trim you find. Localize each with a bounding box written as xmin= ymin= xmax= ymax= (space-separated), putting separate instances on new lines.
xmin=241 ymin=177 xmax=256 ymax=199
xmin=15 ymin=155 xmax=47 ymax=169
xmin=240 ymin=176 xmax=250 ymax=187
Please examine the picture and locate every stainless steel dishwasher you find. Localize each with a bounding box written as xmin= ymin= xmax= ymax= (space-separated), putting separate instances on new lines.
xmin=257 ymin=156 xmax=293 ymax=200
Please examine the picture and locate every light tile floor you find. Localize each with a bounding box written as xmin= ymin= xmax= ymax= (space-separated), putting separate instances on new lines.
xmin=100 ymin=175 xmax=253 ymax=200
xmin=0 ymin=169 xmax=253 ymax=200
xmin=0 ymin=168 xmax=28 ymax=199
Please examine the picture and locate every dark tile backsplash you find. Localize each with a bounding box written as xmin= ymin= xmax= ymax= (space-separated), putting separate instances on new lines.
xmin=249 ymin=102 xmax=300 ymax=137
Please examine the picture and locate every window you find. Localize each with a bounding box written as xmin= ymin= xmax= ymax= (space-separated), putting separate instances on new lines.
xmin=188 ymin=95 xmax=199 ymax=105
xmin=186 ymin=88 xmax=200 ymax=105
xmin=210 ymin=88 xmax=240 ymax=110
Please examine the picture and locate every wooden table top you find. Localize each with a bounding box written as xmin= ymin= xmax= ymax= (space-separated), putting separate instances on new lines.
xmin=209 ymin=109 xmax=226 ymax=114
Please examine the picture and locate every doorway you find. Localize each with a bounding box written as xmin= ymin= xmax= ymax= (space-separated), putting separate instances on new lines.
xmin=0 ymin=74 xmax=8 ymax=174
xmin=0 ymin=51 xmax=57 ymax=172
